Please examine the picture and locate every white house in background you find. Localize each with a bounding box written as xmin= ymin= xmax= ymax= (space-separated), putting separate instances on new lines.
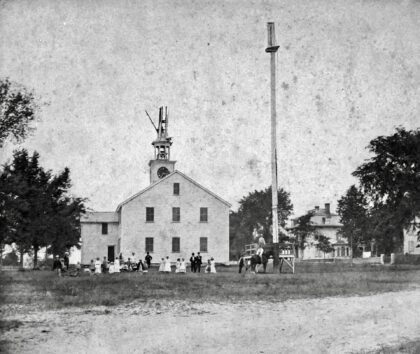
xmin=403 ymin=216 xmax=420 ymax=255
xmin=80 ymin=107 xmax=231 ymax=265
xmin=291 ymin=203 xmax=350 ymax=260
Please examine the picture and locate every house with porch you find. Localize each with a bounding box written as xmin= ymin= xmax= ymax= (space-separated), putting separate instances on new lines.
xmin=291 ymin=203 xmax=350 ymax=260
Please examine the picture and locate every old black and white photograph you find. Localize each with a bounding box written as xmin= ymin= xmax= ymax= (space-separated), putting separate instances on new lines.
xmin=1 ymin=0 xmax=420 ymax=353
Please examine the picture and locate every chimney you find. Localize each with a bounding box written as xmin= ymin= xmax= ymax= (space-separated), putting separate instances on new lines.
xmin=315 ymin=206 xmax=320 ymax=212
xmin=325 ymin=203 xmax=330 ymax=215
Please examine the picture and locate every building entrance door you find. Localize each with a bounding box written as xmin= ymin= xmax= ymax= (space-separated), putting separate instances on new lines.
xmin=108 ymin=245 xmax=115 ymax=261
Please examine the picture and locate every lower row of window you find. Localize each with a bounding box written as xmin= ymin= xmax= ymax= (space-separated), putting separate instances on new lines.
xmin=145 ymin=237 xmax=208 ymax=253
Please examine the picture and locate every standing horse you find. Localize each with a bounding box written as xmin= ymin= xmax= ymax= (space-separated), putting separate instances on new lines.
xmin=249 ymin=253 xmax=269 ymax=273
xmin=248 ymin=243 xmax=280 ymax=273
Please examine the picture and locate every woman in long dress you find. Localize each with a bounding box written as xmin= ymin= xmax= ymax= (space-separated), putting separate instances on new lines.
xmin=175 ymin=258 xmax=180 ymax=273
xmin=164 ymin=256 xmax=171 ymax=273
xmin=158 ymin=258 xmax=165 ymax=272
xmin=205 ymin=259 xmax=211 ymax=273
xmin=94 ymin=257 xmax=101 ymax=274
xmin=114 ymin=257 xmax=120 ymax=273
xmin=179 ymin=258 xmax=186 ymax=273
xmin=210 ymin=257 xmax=216 ymax=273
xmin=109 ymin=261 xmax=115 ymax=274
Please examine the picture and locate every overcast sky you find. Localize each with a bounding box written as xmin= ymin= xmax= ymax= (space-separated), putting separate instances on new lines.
xmin=1 ymin=0 xmax=419 ymax=216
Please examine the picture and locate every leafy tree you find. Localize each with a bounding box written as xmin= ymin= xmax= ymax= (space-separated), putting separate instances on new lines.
xmin=337 ymin=185 xmax=371 ymax=257
xmin=289 ymin=211 xmax=319 ymax=257
xmin=314 ymin=234 xmax=334 ymax=258
xmin=0 ymin=78 xmax=39 ymax=147
xmin=228 ymin=187 xmax=293 ymax=259
xmin=47 ymin=191 xmax=85 ymax=256
xmin=368 ymin=204 xmax=405 ymax=254
xmin=351 ymin=127 xmax=420 ymax=252
xmin=0 ymin=149 xmax=85 ymax=267
xmin=353 ymin=127 xmax=420 ymax=225
xmin=0 ymin=150 xmax=33 ymax=265
xmin=237 ymin=186 xmax=293 ymax=244
xmin=229 ymin=211 xmax=250 ymax=260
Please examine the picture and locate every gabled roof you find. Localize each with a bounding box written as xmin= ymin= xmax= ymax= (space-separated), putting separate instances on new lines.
xmin=81 ymin=211 xmax=119 ymax=223
xmin=116 ymin=170 xmax=231 ymax=211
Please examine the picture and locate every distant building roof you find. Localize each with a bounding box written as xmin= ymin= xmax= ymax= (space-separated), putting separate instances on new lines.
xmin=116 ymin=170 xmax=231 ymax=211
xmin=81 ymin=212 xmax=119 ymax=223
xmin=307 ymin=205 xmax=338 ymax=217
xmin=291 ymin=202 xmax=342 ymax=228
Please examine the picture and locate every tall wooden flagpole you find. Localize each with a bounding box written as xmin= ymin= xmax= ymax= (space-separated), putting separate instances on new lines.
xmin=266 ymin=22 xmax=280 ymax=271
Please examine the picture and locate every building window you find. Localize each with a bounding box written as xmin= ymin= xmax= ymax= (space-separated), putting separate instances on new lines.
xmin=173 ymin=183 xmax=180 ymax=195
xmin=200 ymin=207 xmax=208 ymax=222
xmin=145 ymin=237 xmax=154 ymax=252
xmin=101 ymin=223 xmax=108 ymax=235
xmin=146 ymin=207 xmax=154 ymax=222
xmin=172 ymin=237 xmax=180 ymax=252
xmin=200 ymin=237 xmax=208 ymax=252
xmin=172 ymin=207 xmax=180 ymax=222
xmin=346 ymin=247 xmax=349 ymax=256
xmin=322 ymin=217 xmax=326 ymax=224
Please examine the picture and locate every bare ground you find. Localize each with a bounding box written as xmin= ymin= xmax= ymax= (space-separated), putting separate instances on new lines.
xmin=2 ymin=289 xmax=420 ymax=354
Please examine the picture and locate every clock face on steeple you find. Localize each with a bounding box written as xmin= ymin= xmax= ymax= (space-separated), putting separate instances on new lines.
xmin=157 ymin=167 xmax=170 ymax=179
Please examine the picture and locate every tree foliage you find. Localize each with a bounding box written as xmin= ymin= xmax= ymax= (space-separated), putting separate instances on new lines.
xmin=229 ymin=187 xmax=293 ymax=258
xmin=339 ymin=127 xmax=420 ymax=254
xmin=314 ymin=234 xmax=334 ymax=257
xmin=0 ymin=78 xmax=40 ymax=147
xmin=353 ymin=127 xmax=420 ymax=227
xmin=237 ymin=186 xmax=293 ymax=242
xmin=337 ymin=185 xmax=371 ymax=256
xmin=229 ymin=211 xmax=250 ymax=260
xmin=290 ymin=211 xmax=318 ymax=250
xmin=0 ymin=149 xmax=85 ymax=266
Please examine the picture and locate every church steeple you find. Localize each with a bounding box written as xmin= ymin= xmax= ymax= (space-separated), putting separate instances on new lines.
xmin=147 ymin=106 xmax=176 ymax=184
xmin=152 ymin=106 xmax=172 ymax=160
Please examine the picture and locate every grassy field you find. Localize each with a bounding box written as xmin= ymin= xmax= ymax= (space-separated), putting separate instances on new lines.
xmin=1 ymin=263 xmax=420 ymax=309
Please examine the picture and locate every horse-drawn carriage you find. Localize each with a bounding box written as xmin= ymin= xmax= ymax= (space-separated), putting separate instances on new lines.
xmin=242 ymin=242 xmax=295 ymax=274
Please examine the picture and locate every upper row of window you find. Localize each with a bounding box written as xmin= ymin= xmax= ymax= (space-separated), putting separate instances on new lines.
xmin=173 ymin=183 xmax=180 ymax=195
xmin=146 ymin=207 xmax=208 ymax=223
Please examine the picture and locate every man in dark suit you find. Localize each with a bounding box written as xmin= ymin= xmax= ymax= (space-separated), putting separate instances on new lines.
xmin=190 ymin=253 xmax=196 ymax=272
xmin=52 ymin=256 xmax=63 ymax=276
xmin=145 ymin=252 xmax=152 ymax=269
xmin=195 ymin=252 xmax=202 ymax=273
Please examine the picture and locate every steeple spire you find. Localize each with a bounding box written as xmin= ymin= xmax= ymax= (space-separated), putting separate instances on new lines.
xmin=152 ymin=106 xmax=172 ymax=160
xmin=147 ymin=106 xmax=176 ymax=183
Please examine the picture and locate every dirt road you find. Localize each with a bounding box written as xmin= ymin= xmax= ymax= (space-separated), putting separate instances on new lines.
xmin=2 ymin=289 xmax=420 ymax=354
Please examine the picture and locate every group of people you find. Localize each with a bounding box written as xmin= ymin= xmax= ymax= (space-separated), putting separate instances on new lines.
xmin=52 ymin=250 xmax=218 ymax=276
xmin=157 ymin=252 xmax=217 ymax=274
xmin=158 ymin=257 xmax=187 ymax=273
xmin=89 ymin=252 xmax=154 ymax=275
xmin=52 ymin=252 xmax=70 ymax=276
xmin=189 ymin=252 xmax=202 ymax=272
